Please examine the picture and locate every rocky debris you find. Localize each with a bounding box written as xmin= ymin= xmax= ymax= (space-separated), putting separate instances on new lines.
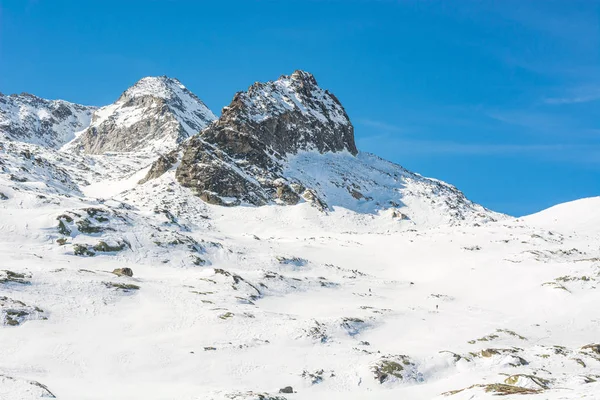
xmin=139 ymin=150 xmax=179 ymax=184
xmin=301 ymin=369 xmax=334 ymax=384
xmin=275 ymin=182 xmax=300 ymax=205
xmin=0 ymin=142 xmax=82 ymax=196
xmin=479 ymin=348 xmax=529 ymax=366
xmin=0 ymin=92 xmax=95 ymax=148
xmin=468 ymin=329 xmax=527 ymax=344
xmin=218 ymin=312 xmax=234 ymax=320
xmin=103 ymin=282 xmax=140 ymax=292
xmin=0 ymin=270 xmax=31 ymax=285
xmin=542 ymin=280 xmax=571 ymax=292
xmin=1 ymin=296 xmax=46 ymax=326
xmin=503 ymin=374 xmax=551 ymax=389
xmin=94 ymin=240 xmax=127 ymax=252
xmin=278 ymin=386 xmax=293 ymax=394
xmin=443 ymin=383 xmax=544 ymax=396
xmin=57 ymin=207 xmax=117 ymax=236
xmin=340 ymin=317 xmax=367 ymax=336
xmin=391 ymin=209 xmax=408 ymax=219
xmin=213 ymin=268 xmax=262 ymax=299
xmin=301 ymin=188 xmax=329 ymax=212
xmin=112 ymin=268 xmax=133 ymax=277
xmin=276 ymin=256 xmax=307 ymax=266
xmin=581 ymin=344 xmax=600 ymax=359
xmin=305 ymin=320 xmax=330 ymax=343
xmin=371 ymin=355 xmax=423 ymax=384
xmin=0 ymin=374 xmax=56 ymax=398
xmin=70 ymin=76 xmax=216 ymax=154
xmin=73 ymin=244 xmax=95 ymax=257
xmin=75 ymin=241 xmax=128 ymax=256
xmin=0 ymin=192 xmax=8 ymax=200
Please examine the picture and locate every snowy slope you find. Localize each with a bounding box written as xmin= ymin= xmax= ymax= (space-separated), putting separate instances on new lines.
xmin=521 ymin=196 xmax=600 ymax=233
xmin=67 ymin=76 xmax=216 ymax=154
xmin=1 ymin=158 xmax=599 ymax=399
xmin=0 ymin=92 xmax=95 ymax=148
xmin=282 ymin=151 xmax=499 ymax=226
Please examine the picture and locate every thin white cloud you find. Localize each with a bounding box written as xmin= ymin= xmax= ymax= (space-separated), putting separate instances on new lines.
xmin=355 ymin=118 xmax=404 ymax=132
xmin=357 ymin=136 xmax=600 ymax=164
xmin=543 ymin=87 xmax=600 ymax=105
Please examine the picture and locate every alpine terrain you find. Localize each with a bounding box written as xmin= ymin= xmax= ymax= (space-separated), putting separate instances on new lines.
xmin=0 ymin=71 xmax=599 ymax=400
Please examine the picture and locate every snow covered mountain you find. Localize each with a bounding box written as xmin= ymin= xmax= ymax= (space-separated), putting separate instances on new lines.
xmin=137 ymin=71 xmax=497 ymax=225
xmin=0 ymin=92 xmax=95 ymax=148
xmin=68 ymin=76 xmax=216 ymax=154
xmin=2 ymin=71 xmax=598 ymax=400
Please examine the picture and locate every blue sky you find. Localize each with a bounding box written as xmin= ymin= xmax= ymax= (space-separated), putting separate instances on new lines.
xmin=1 ymin=0 xmax=599 ymax=216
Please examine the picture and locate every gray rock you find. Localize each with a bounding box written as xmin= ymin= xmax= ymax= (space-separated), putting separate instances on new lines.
xmin=71 ymin=76 xmax=216 ymax=154
xmin=139 ymin=151 xmax=179 ymax=184
xmin=176 ymin=70 xmax=353 ymax=207
xmin=112 ymin=268 xmax=133 ymax=277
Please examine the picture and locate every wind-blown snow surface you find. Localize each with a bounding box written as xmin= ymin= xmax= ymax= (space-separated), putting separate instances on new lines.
xmin=283 ymin=151 xmax=498 ymax=225
xmin=1 ymin=141 xmax=599 ymax=399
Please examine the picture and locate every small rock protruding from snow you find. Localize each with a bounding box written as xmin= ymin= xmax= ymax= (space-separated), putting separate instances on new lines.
xmin=112 ymin=268 xmax=133 ymax=277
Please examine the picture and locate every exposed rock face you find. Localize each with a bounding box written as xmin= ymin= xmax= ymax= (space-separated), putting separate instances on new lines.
xmin=70 ymin=76 xmax=216 ymax=154
xmin=207 ymin=70 xmax=357 ymax=157
xmin=0 ymin=92 xmax=95 ymax=148
xmin=174 ymin=70 xmax=354 ymax=206
xmin=167 ymin=70 xmax=498 ymax=225
xmin=139 ymin=151 xmax=179 ymax=184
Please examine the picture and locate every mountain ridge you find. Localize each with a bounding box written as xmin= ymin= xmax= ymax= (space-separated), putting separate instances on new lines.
xmin=0 ymin=92 xmax=96 ymax=148
xmin=2 ymin=70 xmax=501 ymax=226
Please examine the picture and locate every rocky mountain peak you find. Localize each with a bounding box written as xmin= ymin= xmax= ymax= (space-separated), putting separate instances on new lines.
xmin=288 ymin=69 xmax=318 ymax=85
xmin=167 ymin=71 xmax=359 ymax=206
xmin=214 ymin=70 xmax=357 ymax=157
xmin=69 ymin=76 xmax=216 ymax=154
xmin=119 ymin=76 xmax=193 ymax=101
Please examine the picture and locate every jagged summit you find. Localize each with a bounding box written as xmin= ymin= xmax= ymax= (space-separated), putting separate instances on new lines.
xmin=120 ymin=76 xmax=198 ymax=101
xmin=162 ymin=70 xmax=359 ymax=206
xmin=142 ymin=70 xmax=500 ymax=225
xmin=67 ymin=76 xmax=216 ymax=154
xmin=0 ymin=92 xmax=95 ymax=149
xmin=215 ymin=69 xmax=357 ymax=156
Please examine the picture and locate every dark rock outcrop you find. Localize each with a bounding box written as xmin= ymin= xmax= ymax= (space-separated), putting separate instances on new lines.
xmin=175 ymin=70 xmax=355 ymax=206
xmin=139 ymin=151 xmax=179 ymax=184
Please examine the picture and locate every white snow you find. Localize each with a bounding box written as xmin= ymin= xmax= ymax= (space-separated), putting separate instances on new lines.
xmin=243 ymin=73 xmax=350 ymax=127
xmin=0 ymin=93 xmax=95 ymax=148
xmin=521 ymin=196 xmax=600 ymax=233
